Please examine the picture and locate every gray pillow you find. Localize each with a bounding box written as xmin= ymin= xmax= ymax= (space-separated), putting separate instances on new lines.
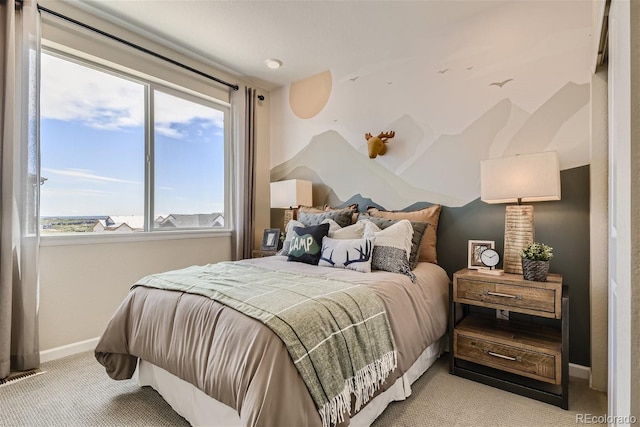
xmin=298 ymin=210 xmax=354 ymax=228
xmin=357 ymin=214 xmax=428 ymax=269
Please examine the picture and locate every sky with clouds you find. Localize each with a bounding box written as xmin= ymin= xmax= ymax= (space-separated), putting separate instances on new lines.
xmin=40 ymin=53 xmax=225 ymax=219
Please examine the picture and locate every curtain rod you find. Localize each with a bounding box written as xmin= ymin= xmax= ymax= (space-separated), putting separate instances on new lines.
xmin=35 ymin=4 xmax=240 ymax=91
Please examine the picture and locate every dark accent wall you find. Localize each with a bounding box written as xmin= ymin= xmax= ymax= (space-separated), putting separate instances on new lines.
xmin=270 ymin=165 xmax=591 ymax=366
xmin=436 ymin=165 xmax=590 ymax=366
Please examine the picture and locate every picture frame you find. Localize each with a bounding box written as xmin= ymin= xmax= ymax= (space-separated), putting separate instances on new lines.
xmin=260 ymin=228 xmax=281 ymax=251
xmin=468 ymin=240 xmax=495 ymax=269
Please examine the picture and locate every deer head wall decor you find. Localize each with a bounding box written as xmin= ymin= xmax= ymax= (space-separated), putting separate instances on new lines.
xmin=365 ymin=131 xmax=395 ymax=159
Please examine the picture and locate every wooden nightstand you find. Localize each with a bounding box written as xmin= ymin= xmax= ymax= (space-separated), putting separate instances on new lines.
xmin=252 ymin=249 xmax=277 ymax=258
xmin=449 ymin=268 xmax=569 ymax=409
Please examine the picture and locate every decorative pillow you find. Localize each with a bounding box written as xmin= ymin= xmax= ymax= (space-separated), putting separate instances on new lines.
xmin=279 ymin=219 xmax=340 ymax=256
xmin=287 ymin=223 xmax=330 ymax=265
xmin=357 ymin=214 xmax=427 ymax=269
xmin=324 ymin=203 xmax=359 ymax=223
xmin=298 ymin=210 xmax=354 ymax=228
xmin=318 ymin=236 xmax=375 ymax=273
xmin=278 ymin=220 xmax=304 ymax=256
xmin=366 ymin=205 xmax=441 ymax=264
xmin=324 ymin=219 xmax=366 ymax=240
xmin=298 ymin=203 xmax=358 ymax=214
xmin=362 ymin=220 xmax=415 ymax=281
xmin=297 ymin=205 xmax=325 ymax=214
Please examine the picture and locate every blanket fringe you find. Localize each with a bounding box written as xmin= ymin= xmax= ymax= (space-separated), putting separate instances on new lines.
xmin=319 ymin=350 xmax=398 ymax=427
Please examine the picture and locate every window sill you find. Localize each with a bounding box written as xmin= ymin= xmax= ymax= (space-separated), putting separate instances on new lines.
xmin=40 ymin=229 xmax=232 ymax=247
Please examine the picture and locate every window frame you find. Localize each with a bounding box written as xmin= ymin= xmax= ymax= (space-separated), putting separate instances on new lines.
xmin=39 ymin=47 xmax=233 ymax=244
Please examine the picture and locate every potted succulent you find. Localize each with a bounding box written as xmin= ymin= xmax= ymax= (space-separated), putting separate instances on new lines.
xmin=520 ymin=242 xmax=553 ymax=282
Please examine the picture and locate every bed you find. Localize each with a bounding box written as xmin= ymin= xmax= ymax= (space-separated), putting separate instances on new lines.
xmin=95 ymin=207 xmax=449 ymax=427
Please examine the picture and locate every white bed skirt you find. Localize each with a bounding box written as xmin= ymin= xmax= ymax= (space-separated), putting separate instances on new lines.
xmin=138 ymin=337 xmax=445 ymax=426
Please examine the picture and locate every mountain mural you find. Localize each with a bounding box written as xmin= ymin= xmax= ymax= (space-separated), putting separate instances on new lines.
xmin=271 ymin=81 xmax=590 ymax=209
xmin=400 ymin=98 xmax=512 ymax=204
xmin=502 ymin=82 xmax=590 ymax=157
xmin=356 ymin=114 xmax=433 ymax=174
xmin=270 ymin=130 xmax=466 ymax=208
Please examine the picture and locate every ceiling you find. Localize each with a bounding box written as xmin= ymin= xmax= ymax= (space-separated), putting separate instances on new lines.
xmin=72 ymin=0 xmax=508 ymax=90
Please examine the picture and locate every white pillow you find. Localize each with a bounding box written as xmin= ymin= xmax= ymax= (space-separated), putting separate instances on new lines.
xmin=318 ymin=236 xmax=375 ymax=273
xmin=363 ymin=219 xmax=412 ymax=259
xmin=362 ymin=219 xmax=415 ymax=280
xmin=324 ymin=219 xmax=366 ymax=239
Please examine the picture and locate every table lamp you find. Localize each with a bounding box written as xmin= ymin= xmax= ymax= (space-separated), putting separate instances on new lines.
xmin=481 ymin=151 xmax=561 ymax=274
xmin=270 ymin=179 xmax=313 ymax=229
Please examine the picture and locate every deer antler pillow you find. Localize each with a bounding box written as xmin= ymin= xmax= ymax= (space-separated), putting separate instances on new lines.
xmin=318 ymin=236 xmax=375 ymax=273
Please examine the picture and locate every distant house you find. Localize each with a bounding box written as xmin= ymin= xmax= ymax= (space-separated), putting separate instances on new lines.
xmin=154 ymin=213 xmax=224 ymax=229
xmin=93 ymin=215 xmax=144 ymax=232
xmin=93 ymin=213 xmax=224 ymax=232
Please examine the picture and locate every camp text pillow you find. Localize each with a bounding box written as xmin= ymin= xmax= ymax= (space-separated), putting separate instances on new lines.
xmin=287 ymin=223 xmax=330 ymax=265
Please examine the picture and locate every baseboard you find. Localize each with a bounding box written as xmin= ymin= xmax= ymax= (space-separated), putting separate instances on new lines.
xmin=40 ymin=337 xmax=100 ymax=363
xmin=569 ymin=363 xmax=590 ymax=380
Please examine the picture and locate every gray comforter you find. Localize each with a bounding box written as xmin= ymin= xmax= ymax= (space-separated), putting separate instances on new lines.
xmin=95 ymin=257 xmax=449 ymax=426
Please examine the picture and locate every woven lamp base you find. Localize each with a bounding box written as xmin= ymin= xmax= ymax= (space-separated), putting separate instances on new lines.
xmin=503 ymin=205 xmax=534 ymax=274
xmin=283 ymin=208 xmax=298 ymax=230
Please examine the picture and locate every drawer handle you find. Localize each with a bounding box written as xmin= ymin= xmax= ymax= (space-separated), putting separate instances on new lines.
xmin=485 ymin=350 xmax=522 ymax=362
xmin=482 ymin=290 xmax=522 ymax=300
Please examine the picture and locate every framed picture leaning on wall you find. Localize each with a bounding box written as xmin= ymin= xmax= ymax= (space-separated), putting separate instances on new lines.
xmin=468 ymin=240 xmax=495 ymax=270
xmin=261 ymin=228 xmax=281 ymax=251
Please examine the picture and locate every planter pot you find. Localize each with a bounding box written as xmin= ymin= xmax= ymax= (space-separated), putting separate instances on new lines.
xmin=521 ymin=259 xmax=550 ymax=282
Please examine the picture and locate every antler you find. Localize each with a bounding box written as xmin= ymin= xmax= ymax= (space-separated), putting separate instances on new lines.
xmin=344 ymin=240 xmax=373 ymax=266
xmin=364 ymin=132 xmax=373 ymax=141
xmin=377 ymin=131 xmax=395 ymax=141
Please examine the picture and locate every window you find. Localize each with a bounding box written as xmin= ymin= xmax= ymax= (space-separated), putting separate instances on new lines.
xmin=40 ymin=51 xmax=229 ymax=234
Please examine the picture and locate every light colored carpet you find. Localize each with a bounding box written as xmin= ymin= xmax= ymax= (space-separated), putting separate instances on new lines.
xmin=0 ymin=351 xmax=606 ymax=426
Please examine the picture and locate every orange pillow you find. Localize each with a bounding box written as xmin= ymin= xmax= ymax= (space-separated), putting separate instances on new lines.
xmin=366 ymin=205 xmax=441 ymax=264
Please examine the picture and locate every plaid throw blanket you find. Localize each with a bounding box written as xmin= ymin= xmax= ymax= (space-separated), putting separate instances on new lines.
xmin=133 ymin=262 xmax=397 ymax=427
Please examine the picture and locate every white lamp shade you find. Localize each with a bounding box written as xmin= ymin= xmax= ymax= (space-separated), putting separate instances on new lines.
xmin=270 ymin=179 xmax=313 ymax=208
xmin=481 ymin=151 xmax=561 ymax=204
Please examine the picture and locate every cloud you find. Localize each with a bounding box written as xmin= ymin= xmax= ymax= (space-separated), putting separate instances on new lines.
xmin=41 ymin=54 xmax=144 ymax=130
xmin=42 ymin=167 xmax=142 ymax=185
xmin=41 ymin=53 xmax=225 ymax=133
xmin=155 ymin=125 xmax=187 ymax=139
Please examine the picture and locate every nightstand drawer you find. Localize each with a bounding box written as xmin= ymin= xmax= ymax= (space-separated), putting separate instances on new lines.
xmin=454 ymin=277 xmax=561 ymax=318
xmin=453 ymin=315 xmax=561 ymax=385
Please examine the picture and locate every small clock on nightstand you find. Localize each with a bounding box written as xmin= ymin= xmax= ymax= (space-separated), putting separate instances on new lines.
xmin=478 ymin=248 xmax=504 ymax=276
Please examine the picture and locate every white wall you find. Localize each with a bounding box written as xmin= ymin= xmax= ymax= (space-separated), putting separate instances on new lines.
xmin=39 ymin=236 xmax=231 ymax=350
xmin=606 ymin=0 xmax=640 ymax=421
xmin=590 ymin=68 xmax=608 ymax=392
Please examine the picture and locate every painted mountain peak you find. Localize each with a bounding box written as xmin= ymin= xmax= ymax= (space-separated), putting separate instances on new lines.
xmin=270 ymin=130 xmax=466 ymax=208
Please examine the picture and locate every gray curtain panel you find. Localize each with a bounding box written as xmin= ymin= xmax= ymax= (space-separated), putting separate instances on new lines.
xmin=0 ymin=0 xmax=41 ymax=379
xmin=231 ymin=86 xmax=257 ymax=260
xmin=241 ymin=87 xmax=257 ymax=259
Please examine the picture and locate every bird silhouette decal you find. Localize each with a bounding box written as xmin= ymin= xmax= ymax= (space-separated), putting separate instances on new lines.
xmin=490 ymin=78 xmax=514 ymax=88
xmin=466 ymin=66 xmax=474 ymax=70
xmin=437 ymin=68 xmax=449 ymax=74
xmin=349 ymin=76 xmax=359 ymax=82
